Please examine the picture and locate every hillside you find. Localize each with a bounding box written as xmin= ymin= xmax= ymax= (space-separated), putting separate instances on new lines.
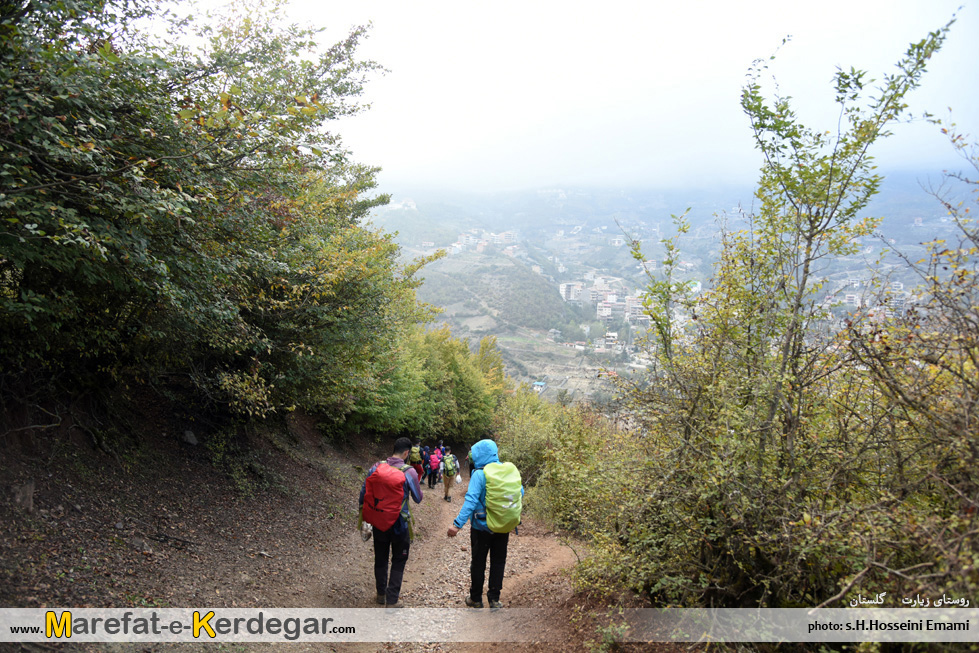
xmin=417 ymin=253 xmax=571 ymax=333
xmin=367 ymin=172 xmax=961 ymax=400
xmin=0 ymin=407 xmax=671 ymax=651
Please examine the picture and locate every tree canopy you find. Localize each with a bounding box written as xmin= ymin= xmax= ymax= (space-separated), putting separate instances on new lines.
xmin=0 ymin=0 xmax=442 ymax=427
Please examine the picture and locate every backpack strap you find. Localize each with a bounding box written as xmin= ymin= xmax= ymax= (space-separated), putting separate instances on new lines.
xmin=396 ymin=463 xmax=415 ymax=541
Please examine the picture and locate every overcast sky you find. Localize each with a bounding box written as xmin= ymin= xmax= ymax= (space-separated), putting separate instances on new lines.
xmin=281 ymin=0 xmax=976 ymax=193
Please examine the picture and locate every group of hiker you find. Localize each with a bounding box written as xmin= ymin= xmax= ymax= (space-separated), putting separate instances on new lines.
xmin=359 ymin=437 xmax=523 ymax=610
xmin=406 ymin=440 xmax=461 ymax=501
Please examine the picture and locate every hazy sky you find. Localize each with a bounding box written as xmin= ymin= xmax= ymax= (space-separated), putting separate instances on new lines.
xmin=282 ymin=0 xmax=976 ymax=193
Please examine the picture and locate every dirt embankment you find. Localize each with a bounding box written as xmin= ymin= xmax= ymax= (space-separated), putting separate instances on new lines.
xmin=2 ymin=411 xmax=657 ymax=651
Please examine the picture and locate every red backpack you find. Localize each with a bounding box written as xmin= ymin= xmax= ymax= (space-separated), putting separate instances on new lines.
xmin=362 ymin=463 xmax=408 ymax=531
xmin=429 ymin=453 xmax=440 ymax=468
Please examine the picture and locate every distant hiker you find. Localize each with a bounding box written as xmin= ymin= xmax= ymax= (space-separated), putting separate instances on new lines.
xmin=466 ymin=450 xmax=475 ymax=477
xmin=447 ymin=439 xmax=523 ymax=610
xmin=434 ymin=445 xmax=445 ymax=482
xmin=408 ymin=441 xmax=424 ymax=481
xmin=441 ymin=447 xmax=460 ymax=502
xmin=427 ymin=450 xmax=441 ymax=489
xmin=359 ymin=437 xmax=423 ymax=608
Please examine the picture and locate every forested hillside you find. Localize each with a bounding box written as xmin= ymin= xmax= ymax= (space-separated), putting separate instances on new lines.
xmin=416 ymin=254 xmax=573 ymax=331
xmin=2 ymin=0 xmax=977 ymax=648
xmin=0 ymin=0 xmax=508 ymax=446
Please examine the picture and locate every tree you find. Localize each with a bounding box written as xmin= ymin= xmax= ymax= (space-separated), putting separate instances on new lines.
xmin=846 ymin=121 xmax=979 ymax=601
xmin=583 ymin=21 xmax=955 ymax=607
xmin=0 ymin=0 xmax=433 ymax=427
xmin=475 ymin=335 xmax=508 ymax=403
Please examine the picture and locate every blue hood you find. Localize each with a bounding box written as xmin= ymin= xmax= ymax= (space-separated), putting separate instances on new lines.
xmin=470 ymin=439 xmax=499 ymax=469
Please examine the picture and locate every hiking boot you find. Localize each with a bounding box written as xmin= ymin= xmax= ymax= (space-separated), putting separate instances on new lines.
xmin=384 ymin=602 xmax=403 ymax=613
xmin=489 ymin=600 xmax=502 ymax=612
xmin=465 ymin=596 xmax=483 ymax=608
xmin=375 ymin=594 xmax=385 ymax=605
xmin=444 ymin=495 xmax=451 ymax=502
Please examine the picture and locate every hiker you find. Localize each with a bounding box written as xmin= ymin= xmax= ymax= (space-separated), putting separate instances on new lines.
xmin=434 ymin=445 xmax=444 ymax=483
xmin=441 ymin=446 xmax=460 ymax=502
xmin=359 ymin=437 xmax=423 ymax=608
xmin=408 ymin=441 xmax=424 ymax=480
xmin=447 ymin=439 xmax=523 ymax=610
xmin=427 ymin=449 xmax=441 ymax=489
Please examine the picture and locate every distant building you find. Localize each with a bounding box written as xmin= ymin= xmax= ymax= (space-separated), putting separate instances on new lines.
xmin=886 ymin=292 xmax=908 ymax=311
xmin=624 ymin=295 xmax=645 ymax=320
xmin=559 ymin=282 xmax=583 ymax=301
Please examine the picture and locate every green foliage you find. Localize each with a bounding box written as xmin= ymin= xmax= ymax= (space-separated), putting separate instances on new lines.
xmin=415 ymin=326 xmax=495 ymax=441
xmin=475 ymin=335 xmax=508 ymax=403
xmin=494 ymin=387 xmax=563 ymax=487
xmin=603 ymin=21 xmax=956 ymax=607
xmin=522 ymin=20 xmax=976 ymax=612
xmin=348 ymin=325 xmax=505 ymax=442
xmin=0 ymin=0 xmax=441 ymax=428
xmin=846 ymin=119 xmax=979 ymax=604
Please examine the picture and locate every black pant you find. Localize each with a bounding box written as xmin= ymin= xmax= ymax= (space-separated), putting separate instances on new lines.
xmin=470 ymin=527 xmax=509 ymax=603
xmin=373 ymin=525 xmax=410 ymax=604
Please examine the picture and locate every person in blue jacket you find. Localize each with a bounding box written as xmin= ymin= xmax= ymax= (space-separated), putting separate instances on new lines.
xmin=446 ymin=439 xmax=523 ymax=610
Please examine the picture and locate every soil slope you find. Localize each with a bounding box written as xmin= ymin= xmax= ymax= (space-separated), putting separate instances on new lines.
xmin=2 ymin=412 xmax=668 ymax=651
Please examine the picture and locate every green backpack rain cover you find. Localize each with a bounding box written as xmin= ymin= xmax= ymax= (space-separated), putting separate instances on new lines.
xmin=444 ymin=455 xmax=458 ymax=476
xmin=483 ymin=461 xmax=522 ymax=533
xmin=409 ymin=446 xmax=422 ymax=463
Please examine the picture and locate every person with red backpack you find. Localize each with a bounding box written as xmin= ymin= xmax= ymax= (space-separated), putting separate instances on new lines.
xmin=427 ymin=449 xmax=441 ymax=489
xmin=359 ymin=437 xmax=423 ymax=608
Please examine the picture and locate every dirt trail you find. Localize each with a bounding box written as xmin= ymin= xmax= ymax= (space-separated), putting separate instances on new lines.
xmin=312 ymin=472 xmax=574 ymax=608
xmin=1 ymin=420 xmax=614 ymax=651
xmin=307 ymin=471 xmax=580 ymax=651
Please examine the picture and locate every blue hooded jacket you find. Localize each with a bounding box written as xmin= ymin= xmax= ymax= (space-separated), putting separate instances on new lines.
xmin=452 ymin=439 xmax=524 ymax=532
